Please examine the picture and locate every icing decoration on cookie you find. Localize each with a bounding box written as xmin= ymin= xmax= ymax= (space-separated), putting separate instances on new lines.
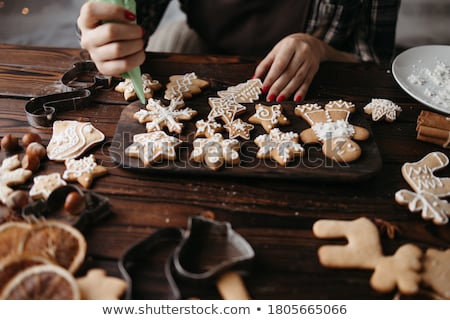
xmin=313 ymin=217 xmax=423 ymax=295
xmin=254 ymin=128 xmax=304 ymax=166
xmin=115 ymin=73 xmax=162 ymax=102
xmin=63 ymin=154 xmax=108 ymax=189
xmin=125 ymin=131 xmax=182 ymax=166
xmin=76 ymin=268 xmax=127 ymax=300
xmin=208 ymin=96 xmax=247 ymax=124
xmin=395 ymin=151 xmax=450 ymax=224
xmin=217 ymin=78 xmax=263 ymax=103
xmin=0 ymin=155 xmax=32 ymax=204
xmin=134 ymin=97 xmax=197 ymax=134
xmin=164 ymin=72 xmax=209 ymax=100
xmin=46 ymin=121 xmax=105 ymax=162
xmin=29 ymin=173 xmax=67 ymax=200
xmin=195 ymin=119 xmax=223 ymax=138
xmin=190 ymin=133 xmax=240 ymax=171
xmin=295 ymin=101 xmax=370 ymax=163
xmin=248 ymin=104 xmax=290 ymax=132
xmin=224 ymin=119 xmax=254 ymax=140
xmin=364 ymin=98 xmax=402 ymax=122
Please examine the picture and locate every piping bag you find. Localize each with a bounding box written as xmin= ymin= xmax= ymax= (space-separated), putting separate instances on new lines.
xmin=90 ymin=0 xmax=146 ymax=104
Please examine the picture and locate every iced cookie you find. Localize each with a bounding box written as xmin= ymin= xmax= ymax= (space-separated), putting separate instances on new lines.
xmin=190 ymin=133 xmax=240 ymax=171
xmin=364 ymin=98 xmax=402 ymax=122
xmin=208 ymin=96 xmax=247 ymax=124
xmin=47 ymin=121 xmax=105 ymax=161
xmin=224 ymin=119 xmax=254 ymax=140
xmin=0 ymin=155 xmax=32 ymax=204
xmin=248 ymin=104 xmax=290 ymax=132
xmin=63 ymin=154 xmax=108 ymax=189
xmin=195 ymin=119 xmax=223 ymax=138
xmin=164 ymin=72 xmax=209 ymax=100
xmin=29 ymin=173 xmax=67 ymax=200
xmin=134 ymin=97 xmax=197 ymax=134
xmin=295 ymin=101 xmax=370 ymax=163
xmin=254 ymin=128 xmax=304 ymax=166
xmin=217 ymin=78 xmax=263 ymax=103
xmin=125 ymin=131 xmax=182 ymax=166
xmin=115 ymin=73 xmax=162 ymax=102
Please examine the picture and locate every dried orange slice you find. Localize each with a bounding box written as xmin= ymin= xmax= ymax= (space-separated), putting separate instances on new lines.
xmin=0 ymin=264 xmax=80 ymax=299
xmin=0 ymin=222 xmax=32 ymax=260
xmin=0 ymin=254 xmax=51 ymax=292
xmin=17 ymin=220 xmax=86 ymax=273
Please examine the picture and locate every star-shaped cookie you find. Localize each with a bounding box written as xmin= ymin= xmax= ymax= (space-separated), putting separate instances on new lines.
xmin=195 ymin=119 xmax=223 ymax=138
xmin=208 ymin=96 xmax=246 ymax=124
xmin=254 ymin=128 xmax=304 ymax=166
xmin=115 ymin=73 xmax=162 ymax=101
xmin=248 ymin=103 xmax=290 ymax=132
xmin=29 ymin=173 xmax=67 ymax=200
xmin=63 ymin=154 xmax=108 ymax=188
xmin=224 ymin=118 xmax=254 ymax=140
xmin=125 ymin=131 xmax=182 ymax=166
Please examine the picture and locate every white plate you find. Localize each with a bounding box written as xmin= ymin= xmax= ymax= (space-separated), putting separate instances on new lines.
xmin=392 ymin=45 xmax=450 ymax=114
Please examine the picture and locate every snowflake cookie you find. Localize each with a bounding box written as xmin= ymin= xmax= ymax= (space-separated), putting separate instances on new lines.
xmin=190 ymin=133 xmax=240 ymax=171
xmin=133 ymin=97 xmax=197 ymax=134
xmin=254 ymin=128 xmax=304 ymax=166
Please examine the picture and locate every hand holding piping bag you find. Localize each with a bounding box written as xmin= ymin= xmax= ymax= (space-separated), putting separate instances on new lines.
xmin=89 ymin=0 xmax=146 ymax=104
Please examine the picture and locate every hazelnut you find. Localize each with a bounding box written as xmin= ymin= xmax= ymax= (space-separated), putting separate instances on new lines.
xmin=64 ymin=192 xmax=86 ymax=216
xmin=1 ymin=134 xmax=19 ymax=152
xmin=21 ymin=154 xmax=40 ymax=172
xmin=5 ymin=190 xmax=30 ymax=213
xmin=26 ymin=142 xmax=47 ymax=160
xmin=22 ymin=133 xmax=42 ymax=147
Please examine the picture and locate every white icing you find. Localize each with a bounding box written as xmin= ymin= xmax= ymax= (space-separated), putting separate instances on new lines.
xmin=63 ymin=154 xmax=97 ymax=179
xmin=311 ymin=120 xmax=355 ymax=141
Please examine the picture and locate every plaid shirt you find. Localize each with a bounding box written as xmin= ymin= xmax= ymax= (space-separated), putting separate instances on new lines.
xmin=137 ymin=0 xmax=400 ymax=63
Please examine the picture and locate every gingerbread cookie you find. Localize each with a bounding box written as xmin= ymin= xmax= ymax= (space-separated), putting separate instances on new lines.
xmin=164 ymin=72 xmax=209 ymax=100
xmin=364 ymin=98 xmax=402 ymax=122
xmin=217 ymin=78 xmax=263 ymax=103
xmin=29 ymin=173 xmax=67 ymax=200
xmin=115 ymin=73 xmax=162 ymax=102
xmin=47 ymin=121 xmax=105 ymax=161
xmin=208 ymin=96 xmax=247 ymax=124
xmin=76 ymin=268 xmax=127 ymax=300
xmin=224 ymin=119 xmax=254 ymax=140
xmin=195 ymin=119 xmax=223 ymax=138
xmin=395 ymin=151 xmax=450 ymax=225
xmin=421 ymin=248 xmax=450 ymax=299
xmin=295 ymin=101 xmax=370 ymax=163
xmin=134 ymin=97 xmax=197 ymax=134
xmin=125 ymin=131 xmax=182 ymax=166
xmin=63 ymin=154 xmax=108 ymax=189
xmin=248 ymin=103 xmax=290 ymax=132
xmin=190 ymin=133 xmax=240 ymax=171
xmin=254 ymin=128 xmax=304 ymax=166
xmin=0 ymin=155 xmax=32 ymax=204
xmin=313 ymin=217 xmax=422 ymax=295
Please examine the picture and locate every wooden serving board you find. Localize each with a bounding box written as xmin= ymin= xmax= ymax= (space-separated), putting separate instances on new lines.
xmin=110 ymin=90 xmax=382 ymax=182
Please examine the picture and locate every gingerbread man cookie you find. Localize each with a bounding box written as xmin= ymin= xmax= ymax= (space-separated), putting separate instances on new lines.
xmin=125 ymin=131 xmax=182 ymax=166
xmin=0 ymin=155 xmax=32 ymax=204
xmin=313 ymin=217 xmax=423 ymax=295
xmin=190 ymin=133 xmax=240 ymax=171
xmin=164 ymin=72 xmax=209 ymax=100
xmin=248 ymin=103 xmax=290 ymax=132
xmin=134 ymin=97 xmax=197 ymax=134
xmin=254 ymin=128 xmax=304 ymax=166
xmin=63 ymin=154 xmax=108 ymax=189
xmin=47 ymin=121 xmax=105 ymax=161
xmin=395 ymin=151 xmax=450 ymax=225
xmin=295 ymin=101 xmax=370 ymax=163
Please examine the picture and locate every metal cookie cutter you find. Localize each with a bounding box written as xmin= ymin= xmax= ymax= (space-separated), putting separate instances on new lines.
xmin=172 ymin=216 xmax=255 ymax=299
xmin=21 ymin=184 xmax=111 ymax=231
xmin=24 ymin=61 xmax=112 ymax=128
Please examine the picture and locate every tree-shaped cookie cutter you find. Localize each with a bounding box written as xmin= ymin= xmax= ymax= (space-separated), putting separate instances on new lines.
xmin=395 ymin=151 xmax=450 ymax=225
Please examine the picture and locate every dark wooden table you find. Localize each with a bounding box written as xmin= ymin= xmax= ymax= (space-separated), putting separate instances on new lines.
xmin=0 ymin=44 xmax=448 ymax=300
